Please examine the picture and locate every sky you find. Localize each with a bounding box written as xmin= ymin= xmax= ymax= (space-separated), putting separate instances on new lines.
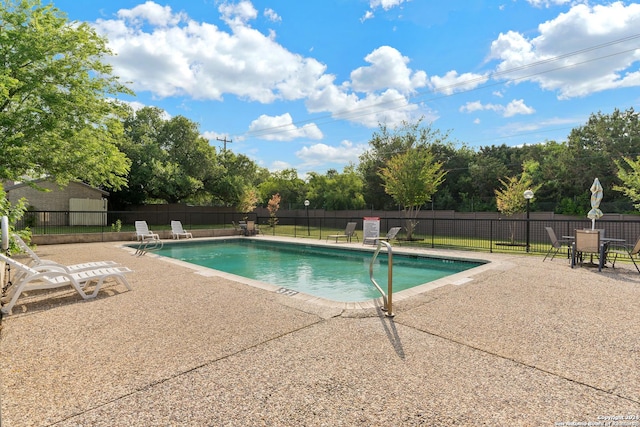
xmin=49 ymin=0 xmax=640 ymax=176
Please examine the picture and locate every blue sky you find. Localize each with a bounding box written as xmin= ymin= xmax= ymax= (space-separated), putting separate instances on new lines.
xmin=50 ymin=0 xmax=640 ymax=176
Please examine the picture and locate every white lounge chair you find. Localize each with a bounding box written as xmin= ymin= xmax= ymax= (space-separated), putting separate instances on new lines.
xmin=171 ymin=221 xmax=193 ymax=239
xmin=134 ymin=221 xmax=163 ymax=255
xmin=326 ymin=222 xmax=358 ymax=243
xmin=135 ymin=221 xmax=160 ymax=241
xmin=12 ymin=233 xmax=119 ymax=272
xmin=0 ymin=253 xmax=133 ymax=315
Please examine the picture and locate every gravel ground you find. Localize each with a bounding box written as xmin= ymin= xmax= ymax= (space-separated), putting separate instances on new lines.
xmin=1 ymin=237 xmax=638 ymax=426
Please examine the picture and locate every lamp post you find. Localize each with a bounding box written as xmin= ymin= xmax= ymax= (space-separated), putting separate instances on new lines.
xmin=524 ymin=189 xmax=534 ymax=253
xmin=304 ymin=200 xmax=310 ymax=236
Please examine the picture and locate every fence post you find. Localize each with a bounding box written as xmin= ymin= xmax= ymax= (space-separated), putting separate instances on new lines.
xmin=431 ymin=217 xmax=435 ymax=248
xmin=490 ymin=220 xmax=493 ymax=253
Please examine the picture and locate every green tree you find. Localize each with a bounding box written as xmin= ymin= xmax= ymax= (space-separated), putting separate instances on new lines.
xmin=257 ymin=169 xmax=305 ymax=209
xmin=0 ymin=0 xmax=132 ymax=189
xmin=495 ymin=169 xmax=541 ymax=243
xmin=359 ymin=119 xmax=452 ymax=210
xmin=209 ymin=151 xmax=268 ymax=207
xmin=429 ymin=141 xmax=475 ymax=210
xmin=306 ymin=166 xmax=365 ymax=210
xmin=237 ymin=186 xmax=259 ymax=217
xmin=495 ymin=175 xmax=538 ymax=217
xmin=379 ymin=148 xmax=446 ymax=240
xmin=563 ymin=107 xmax=640 ymax=207
xmin=468 ymin=155 xmax=509 ymax=211
xmin=614 ymin=156 xmax=640 ymax=211
xmin=113 ymin=107 xmax=221 ymax=206
xmin=0 ymin=183 xmax=29 ymax=254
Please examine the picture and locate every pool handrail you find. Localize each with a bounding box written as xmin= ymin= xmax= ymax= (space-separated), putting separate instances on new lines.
xmin=135 ymin=236 xmax=164 ymax=256
xmin=369 ymin=240 xmax=394 ymax=317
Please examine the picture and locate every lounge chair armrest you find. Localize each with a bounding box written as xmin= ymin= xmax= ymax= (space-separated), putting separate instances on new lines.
xmin=30 ymin=264 xmax=69 ymax=273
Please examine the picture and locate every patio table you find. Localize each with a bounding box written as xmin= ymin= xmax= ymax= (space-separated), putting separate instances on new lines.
xmin=563 ymin=235 xmax=626 ymax=269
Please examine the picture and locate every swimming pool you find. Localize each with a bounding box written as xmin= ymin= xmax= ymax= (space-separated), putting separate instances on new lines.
xmin=152 ymin=238 xmax=485 ymax=303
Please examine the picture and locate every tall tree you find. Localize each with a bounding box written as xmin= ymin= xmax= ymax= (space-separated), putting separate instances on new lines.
xmin=257 ymin=169 xmax=305 ymax=209
xmin=0 ymin=0 xmax=132 ymax=188
xmin=614 ymin=156 xmax=640 ymax=211
xmin=359 ymin=119 xmax=452 ymax=210
xmin=113 ymin=107 xmax=221 ymax=206
xmin=495 ymin=166 xmax=541 ymax=243
xmin=379 ymin=148 xmax=446 ymax=240
xmin=468 ymin=156 xmax=508 ymax=211
xmin=564 ymin=107 xmax=640 ymax=206
xmin=429 ymin=141 xmax=475 ymax=210
xmin=208 ymin=151 xmax=269 ymax=207
xmin=306 ymin=166 xmax=365 ymax=210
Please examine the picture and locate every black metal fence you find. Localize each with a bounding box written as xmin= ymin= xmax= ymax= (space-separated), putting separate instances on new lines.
xmin=14 ymin=210 xmax=640 ymax=255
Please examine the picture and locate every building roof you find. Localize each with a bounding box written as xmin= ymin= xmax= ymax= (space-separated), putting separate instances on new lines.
xmin=2 ymin=178 xmax=109 ymax=196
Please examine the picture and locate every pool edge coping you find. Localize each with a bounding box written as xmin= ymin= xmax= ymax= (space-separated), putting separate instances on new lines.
xmin=119 ymin=235 xmax=515 ymax=315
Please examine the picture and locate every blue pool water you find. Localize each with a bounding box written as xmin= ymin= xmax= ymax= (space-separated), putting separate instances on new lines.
xmin=153 ymin=239 xmax=484 ymax=302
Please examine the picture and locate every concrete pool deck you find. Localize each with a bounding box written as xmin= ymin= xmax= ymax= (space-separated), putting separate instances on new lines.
xmin=1 ymin=236 xmax=639 ymax=426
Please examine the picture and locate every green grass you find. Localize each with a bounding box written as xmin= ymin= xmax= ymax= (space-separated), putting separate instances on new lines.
xmin=27 ymin=223 xmax=547 ymax=255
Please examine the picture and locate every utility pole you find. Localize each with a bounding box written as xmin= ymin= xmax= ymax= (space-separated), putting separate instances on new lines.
xmin=216 ymin=137 xmax=233 ymax=152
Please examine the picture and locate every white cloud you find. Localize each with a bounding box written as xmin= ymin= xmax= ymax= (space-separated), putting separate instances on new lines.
xmin=526 ymin=0 xmax=573 ymax=8
xmin=489 ymin=2 xmax=640 ymax=99
xmin=459 ymin=101 xmax=502 ymax=114
xmin=116 ymin=2 xmax=186 ymax=27
xmin=296 ymin=140 xmax=367 ymax=166
xmin=368 ymin=0 xmax=408 ymax=11
xmin=303 ymin=45 xmax=435 ymax=128
xmin=306 ymin=85 xmax=424 ymax=128
xmin=269 ymin=160 xmax=291 ymax=171
xmin=248 ymin=113 xmax=323 ymax=141
xmin=350 ymin=46 xmax=427 ymax=94
xmin=95 ymin=2 xmax=327 ymax=103
xmin=202 ymin=131 xmax=231 ymax=143
xmin=264 ymin=8 xmax=281 ymax=22
xmin=460 ymin=99 xmax=535 ymax=117
xmin=429 ymin=70 xmax=489 ymax=95
xmin=503 ymin=99 xmax=536 ymax=117
xmin=93 ymin=1 xmax=432 ymax=136
xmin=360 ymin=10 xmax=374 ymax=22
xmin=361 ymin=0 xmax=408 ymax=22
xmin=495 ymin=116 xmax=583 ymax=139
xmin=218 ymin=1 xmax=258 ymax=25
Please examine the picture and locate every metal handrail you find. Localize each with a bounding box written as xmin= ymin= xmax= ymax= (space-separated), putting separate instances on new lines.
xmin=135 ymin=237 xmax=164 ymax=256
xmin=369 ymin=240 xmax=394 ymax=317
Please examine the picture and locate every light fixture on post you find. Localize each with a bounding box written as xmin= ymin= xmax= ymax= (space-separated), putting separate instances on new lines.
xmin=304 ymin=200 xmax=310 ymax=236
xmin=523 ymin=189 xmax=534 ymax=253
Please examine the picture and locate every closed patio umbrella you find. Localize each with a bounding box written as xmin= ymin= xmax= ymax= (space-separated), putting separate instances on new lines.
xmin=587 ymin=177 xmax=603 ymax=229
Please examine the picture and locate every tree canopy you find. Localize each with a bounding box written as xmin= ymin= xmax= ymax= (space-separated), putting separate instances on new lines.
xmin=0 ymin=0 xmax=132 ymax=189
xmin=358 ymin=119 xmax=452 ymax=210
xmin=5 ymin=2 xmax=640 ymax=218
xmin=111 ymin=106 xmax=221 ymax=207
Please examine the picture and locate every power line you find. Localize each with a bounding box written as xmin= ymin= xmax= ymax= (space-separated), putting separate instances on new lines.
xmin=240 ymin=33 xmax=640 ymax=141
